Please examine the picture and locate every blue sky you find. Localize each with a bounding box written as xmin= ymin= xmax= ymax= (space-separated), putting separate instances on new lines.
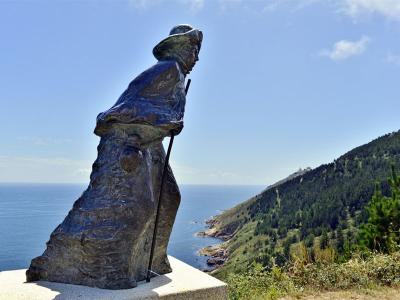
xmin=0 ymin=0 xmax=399 ymax=185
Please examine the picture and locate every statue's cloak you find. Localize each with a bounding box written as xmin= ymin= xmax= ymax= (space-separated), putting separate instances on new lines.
xmin=26 ymin=59 xmax=185 ymax=289
xmin=95 ymin=60 xmax=186 ymax=141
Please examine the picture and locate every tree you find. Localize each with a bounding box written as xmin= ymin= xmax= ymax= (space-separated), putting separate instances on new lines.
xmin=358 ymin=165 xmax=400 ymax=253
xmin=336 ymin=229 xmax=345 ymax=253
xmin=320 ymin=229 xmax=329 ymax=249
xmin=283 ymin=238 xmax=291 ymax=259
xmin=304 ymin=233 xmax=315 ymax=248
xmin=275 ymin=252 xmax=287 ymax=267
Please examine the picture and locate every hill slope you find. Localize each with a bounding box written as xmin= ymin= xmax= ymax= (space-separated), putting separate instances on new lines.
xmin=204 ymin=130 xmax=400 ymax=277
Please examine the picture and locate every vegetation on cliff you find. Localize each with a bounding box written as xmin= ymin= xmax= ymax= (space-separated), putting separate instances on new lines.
xmin=205 ymin=130 xmax=400 ymax=278
xmin=220 ymin=132 xmax=400 ymax=298
xmin=358 ymin=165 xmax=400 ymax=253
xmin=226 ymin=251 xmax=400 ymax=300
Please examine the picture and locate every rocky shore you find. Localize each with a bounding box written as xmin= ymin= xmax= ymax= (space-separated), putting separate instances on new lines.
xmin=197 ymin=218 xmax=233 ymax=272
xmin=198 ymin=244 xmax=229 ymax=271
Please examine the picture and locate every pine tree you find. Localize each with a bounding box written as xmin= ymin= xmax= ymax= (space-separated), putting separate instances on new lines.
xmin=283 ymin=238 xmax=291 ymax=259
xmin=358 ymin=165 xmax=400 ymax=253
xmin=320 ymin=229 xmax=329 ymax=249
xmin=336 ymin=229 xmax=345 ymax=253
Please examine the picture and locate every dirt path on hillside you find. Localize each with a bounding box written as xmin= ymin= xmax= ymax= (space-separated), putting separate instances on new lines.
xmin=282 ymin=287 xmax=400 ymax=300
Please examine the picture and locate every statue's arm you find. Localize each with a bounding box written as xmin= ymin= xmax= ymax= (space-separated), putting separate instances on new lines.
xmin=94 ymin=61 xmax=186 ymax=137
xmin=135 ymin=61 xmax=186 ymax=135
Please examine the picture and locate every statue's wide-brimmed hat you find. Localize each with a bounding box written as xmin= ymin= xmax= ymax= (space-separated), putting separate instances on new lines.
xmin=153 ymin=24 xmax=203 ymax=60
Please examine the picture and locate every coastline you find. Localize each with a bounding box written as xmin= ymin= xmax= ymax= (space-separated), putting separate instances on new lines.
xmin=0 ymin=184 xmax=262 ymax=273
xmin=196 ymin=218 xmax=232 ymax=272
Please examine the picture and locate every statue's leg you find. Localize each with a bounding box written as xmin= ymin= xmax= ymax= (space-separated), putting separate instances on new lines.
xmin=149 ymin=143 xmax=181 ymax=275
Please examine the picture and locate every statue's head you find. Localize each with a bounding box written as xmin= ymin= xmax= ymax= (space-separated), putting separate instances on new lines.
xmin=153 ymin=24 xmax=203 ymax=75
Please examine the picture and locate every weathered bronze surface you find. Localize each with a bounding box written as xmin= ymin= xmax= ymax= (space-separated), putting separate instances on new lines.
xmin=26 ymin=24 xmax=202 ymax=289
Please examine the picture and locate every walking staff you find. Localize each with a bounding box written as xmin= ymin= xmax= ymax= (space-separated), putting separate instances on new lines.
xmin=146 ymin=79 xmax=192 ymax=282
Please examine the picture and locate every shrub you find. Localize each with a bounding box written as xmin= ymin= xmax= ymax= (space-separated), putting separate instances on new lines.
xmin=358 ymin=166 xmax=400 ymax=253
xmin=313 ymin=247 xmax=336 ymax=264
xmin=226 ymin=263 xmax=295 ymax=300
xmin=226 ymin=251 xmax=400 ymax=299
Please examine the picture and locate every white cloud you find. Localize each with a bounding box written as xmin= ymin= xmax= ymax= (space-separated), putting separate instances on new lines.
xmin=75 ymin=168 xmax=92 ymax=176
xmin=386 ymin=52 xmax=400 ymax=66
xmin=320 ymin=36 xmax=371 ymax=61
xmin=219 ymin=0 xmax=400 ymax=21
xmin=262 ymin=1 xmax=280 ymax=13
xmin=217 ymin=0 xmax=243 ymax=12
xmin=128 ymin=0 xmax=159 ymax=10
xmin=0 ymin=155 xmax=92 ymax=183
xmin=16 ymin=136 xmax=72 ymax=146
xmin=180 ymin=0 xmax=204 ymax=12
xmin=129 ymin=0 xmax=204 ymax=12
xmin=128 ymin=0 xmax=400 ymax=19
xmin=261 ymin=0 xmax=321 ymax=13
xmin=340 ymin=0 xmax=400 ymax=20
xmin=170 ymin=160 xmax=256 ymax=184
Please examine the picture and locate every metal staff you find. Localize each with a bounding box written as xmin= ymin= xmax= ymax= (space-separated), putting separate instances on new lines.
xmin=146 ymin=78 xmax=192 ymax=282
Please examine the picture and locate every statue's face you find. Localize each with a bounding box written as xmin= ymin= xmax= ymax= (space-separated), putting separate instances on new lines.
xmin=156 ymin=41 xmax=201 ymax=75
xmin=153 ymin=28 xmax=202 ymax=75
xmin=178 ymin=44 xmax=200 ymax=75
xmin=185 ymin=45 xmax=199 ymax=74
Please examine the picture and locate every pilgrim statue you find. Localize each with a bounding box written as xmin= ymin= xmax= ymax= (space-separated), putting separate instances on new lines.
xmin=26 ymin=24 xmax=203 ymax=289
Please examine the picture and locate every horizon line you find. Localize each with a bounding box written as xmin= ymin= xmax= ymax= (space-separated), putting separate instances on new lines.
xmin=0 ymin=182 xmax=266 ymax=187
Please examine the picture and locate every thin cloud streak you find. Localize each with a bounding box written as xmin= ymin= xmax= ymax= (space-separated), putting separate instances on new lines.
xmin=0 ymin=155 xmax=92 ymax=183
xmin=170 ymin=160 xmax=260 ymax=185
xmin=16 ymin=136 xmax=72 ymax=146
xmin=386 ymin=52 xmax=400 ymax=66
xmin=340 ymin=0 xmax=400 ymax=21
xmin=128 ymin=0 xmax=400 ymax=20
xmin=180 ymin=0 xmax=204 ymax=12
xmin=319 ymin=36 xmax=371 ymax=61
xmin=129 ymin=0 xmax=204 ymax=12
xmin=128 ymin=0 xmax=162 ymax=10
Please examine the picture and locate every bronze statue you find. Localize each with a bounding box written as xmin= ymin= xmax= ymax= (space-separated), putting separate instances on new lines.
xmin=26 ymin=24 xmax=202 ymax=289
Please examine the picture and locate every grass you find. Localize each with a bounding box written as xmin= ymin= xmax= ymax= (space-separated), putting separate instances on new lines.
xmin=282 ymin=286 xmax=400 ymax=300
xmin=225 ymin=251 xmax=400 ymax=300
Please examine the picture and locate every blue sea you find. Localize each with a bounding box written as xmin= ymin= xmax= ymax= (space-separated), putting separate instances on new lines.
xmin=0 ymin=183 xmax=262 ymax=271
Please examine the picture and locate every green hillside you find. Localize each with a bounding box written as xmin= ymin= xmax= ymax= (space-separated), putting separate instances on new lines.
xmin=205 ymin=130 xmax=400 ymax=278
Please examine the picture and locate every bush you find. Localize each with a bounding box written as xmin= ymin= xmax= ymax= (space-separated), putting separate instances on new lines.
xmin=226 ymin=252 xmax=400 ymax=299
xmin=292 ymin=251 xmax=400 ymax=290
xmin=313 ymin=247 xmax=336 ymax=264
xmin=226 ymin=263 xmax=295 ymax=300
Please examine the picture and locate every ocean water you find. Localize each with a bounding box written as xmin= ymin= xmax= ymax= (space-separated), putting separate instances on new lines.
xmin=0 ymin=183 xmax=262 ymax=271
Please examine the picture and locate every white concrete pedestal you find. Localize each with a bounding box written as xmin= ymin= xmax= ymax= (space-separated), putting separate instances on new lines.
xmin=0 ymin=256 xmax=227 ymax=300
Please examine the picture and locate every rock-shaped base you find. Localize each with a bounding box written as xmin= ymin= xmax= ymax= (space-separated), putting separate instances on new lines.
xmin=3 ymin=257 xmax=228 ymax=300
